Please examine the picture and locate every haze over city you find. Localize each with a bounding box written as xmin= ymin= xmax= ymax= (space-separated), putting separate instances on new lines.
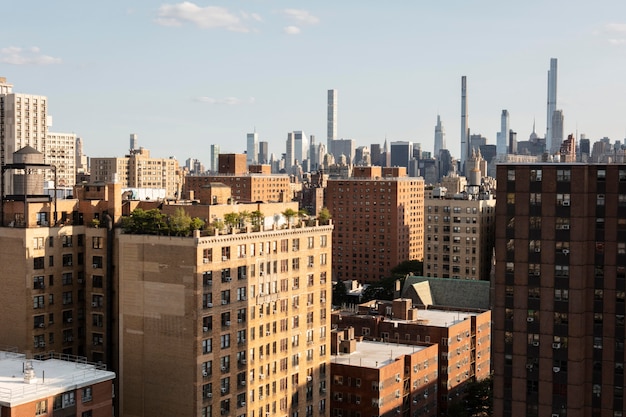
xmin=2 ymin=0 xmax=626 ymax=163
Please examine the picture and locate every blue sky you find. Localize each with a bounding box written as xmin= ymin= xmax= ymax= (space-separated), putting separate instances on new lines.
xmin=2 ymin=1 xmax=626 ymax=165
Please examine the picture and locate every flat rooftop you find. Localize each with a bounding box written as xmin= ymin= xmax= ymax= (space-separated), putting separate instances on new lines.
xmin=331 ymin=340 xmax=428 ymax=369
xmin=407 ymin=309 xmax=477 ymax=327
xmin=0 ymin=351 xmax=115 ymax=407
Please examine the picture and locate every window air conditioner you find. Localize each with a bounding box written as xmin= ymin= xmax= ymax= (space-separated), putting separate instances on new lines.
xmin=553 ymin=367 xmax=560 ymax=373
xmin=527 ymin=317 xmax=534 ymax=322
xmin=562 ymin=201 xmax=570 ymax=206
xmin=203 ymin=327 xmax=209 ymax=332
xmin=552 ymin=343 xmax=561 ymax=349
xmin=39 ymin=323 xmax=45 ymax=328
xmin=207 ymin=303 xmax=213 ymax=308
xmin=532 ymin=341 xmax=539 ymax=347
xmin=67 ymin=318 xmax=72 ymax=323
xmin=221 ymin=366 xmax=227 ymax=372
xmin=203 ymin=371 xmax=208 ymax=377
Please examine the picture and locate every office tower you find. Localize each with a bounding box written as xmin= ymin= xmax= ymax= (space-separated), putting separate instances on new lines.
xmin=551 ymin=109 xmax=564 ymax=154
xmin=546 ymin=58 xmax=558 ymax=152
xmin=333 ymin=291 xmax=491 ymax=416
xmin=258 ymin=141 xmax=268 ymax=165
xmin=326 ymin=166 xmax=424 ymax=282
xmin=370 ymin=144 xmax=382 ymax=166
xmin=286 ymin=132 xmax=295 ymax=169
xmin=579 ymin=136 xmax=590 ymax=161
xmin=437 ymin=149 xmax=453 ymax=181
xmin=209 ymin=144 xmax=220 ymax=173
xmin=390 ymin=141 xmax=413 ymax=170
xmin=91 ymin=146 xmax=180 ymax=199
xmin=327 ymin=89 xmax=337 ymax=152
xmin=497 ymin=110 xmax=509 ymax=156
xmin=293 ymin=130 xmax=308 ymax=165
xmin=246 ymin=132 xmax=258 ymax=166
xmin=118 ymin=212 xmax=333 ymax=416
xmin=460 ymin=76 xmax=469 ymax=171
xmin=130 ymin=133 xmax=138 ymax=152
xmin=354 ymin=146 xmax=370 ymax=166
xmin=559 ymin=133 xmax=576 ymax=162
xmin=330 ymin=139 xmax=355 ymax=165
xmin=45 ymin=132 xmax=77 ymax=187
xmin=509 ymin=130 xmax=518 ymax=155
xmin=0 ymin=352 xmax=115 ymax=416
xmin=434 ymin=115 xmax=446 ymax=157
xmin=494 ymin=163 xmax=626 ymax=417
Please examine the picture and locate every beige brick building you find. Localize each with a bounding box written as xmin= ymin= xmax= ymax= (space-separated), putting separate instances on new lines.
xmin=117 ymin=221 xmax=333 ymax=417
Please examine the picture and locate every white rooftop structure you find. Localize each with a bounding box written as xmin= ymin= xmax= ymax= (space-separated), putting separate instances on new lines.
xmin=331 ymin=340 xmax=427 ymax=369
xmin=0 ymin=351 xmax=115 ymax=407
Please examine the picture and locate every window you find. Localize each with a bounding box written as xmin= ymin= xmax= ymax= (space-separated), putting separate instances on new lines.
xmin=92 ymin=236 xmax=103 ymax=249
xmin=507 ymin=169 xmax=515 ymax=181
xmin=33 ymin=275 xmax=45 ymax=289
xmin=34 ymin=257 xmax=45 ymax=269
xmin=92 ymin=275 xmax=103 ymax=288
xmin=35 ymin=400 xmax=47 ymax=415
xmin=556 ymin=169 xmax=571 ymax=182
xmin=82 ymin=386 xmax=92 ymax=402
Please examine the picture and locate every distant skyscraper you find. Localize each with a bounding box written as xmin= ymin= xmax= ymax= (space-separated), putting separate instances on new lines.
xmin=546 ymin=58 xmax=558 ymax=151
xmin=434 ymin=115 xmax=446 ymax=157
xmin=210 ymin=144 xmax=220 ymax=173
xmin=285 ymin=132 xmax=295 ymax=168
xmin=258 ymin=141 xmax=268 ymax=164
xmin=508 ymin=130 xmax=517 ymax=155
xmin=497 ymin=110 xmax=509 ymax=155
xmin=293 ymin=131 xmax=308 ymax=165
xmin=461 ymin=76 xmax=469 ymax=170
xmin=246 ymin=131 xmax=258 ymax=166
xmin=327 ymin=89 xmax=337 ymax=152
xmin=390 ymin=141 xmax=413 ymax=170
xmin=130 ymin=133 xmax=138 ymax=152
xmin=370 ymin=143 xmax=382 ymax=166
xmin=551 ymin=109 xmax=564 ymax=154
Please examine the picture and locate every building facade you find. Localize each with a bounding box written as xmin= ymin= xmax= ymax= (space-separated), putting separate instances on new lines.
xmin=46 ymin=131 xmax=77 ymax=187
xmin=494 ymin=163 xmax=626 ymax=417
xmin=118 ymin=221 xmax=333 ymax=417
xmin=326 ymin=166 xmax=424 ymax=282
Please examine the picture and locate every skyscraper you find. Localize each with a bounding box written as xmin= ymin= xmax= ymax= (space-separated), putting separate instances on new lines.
xmin=293 ymin=130 xmax=308 ymax=165
xmin=285 ymin=132 xmax=295 ymax=169
xmin=551 ymin=109 xmax=564 ymax=154
xmin=210 ymin=144 xmax=220 ymax=173
xmin=327 ymin=89 xmax=337 ymax=153
xmin=497 ymin=110 xmax=510 ymax=155
xmin=390 ymin=141 xmax=413 ymax=170
xmin=258 ymin=141 xmax=268 ymax=165
xmin=434 ymin=115 xmax=446 ymax=157
xmin=246 ymin=131 xmax=258 ymax=166
xmin=546 ymin=58 xmax=558 ymax=152
xmin=460 ymin=76 xmax=469 ymax=171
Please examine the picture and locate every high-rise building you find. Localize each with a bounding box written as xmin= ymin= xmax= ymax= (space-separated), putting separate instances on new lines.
xmin=91 ymin=147 xmax=181 ymax=198
xmin=294 ymin=130 xmax=308 ymax=165
xmin=118 ymin=215 xmax=333 ymax=417
xmin=258 ymin=141 xmax=268 ymax=165
xmin=551 ymin=109 xmax=564 ymax=154
xmin=45 ymin=132 xmax=77 ymax=188
xmin=460 ymin=76 xmax=469 ymax=171
xmin=494 ymin=163 xmax=626 ymax=417
xmin=390 ymin=141 xmax=413 ymax=170
xmin=246 ymin=132 xmax=258 ymax=166
xmin=210 ymin=144 xmax=220 ymax=173
xmin=330 ymin=139 xmax=355 ymax=165
xmin=327 ymin=89 xmax=337 ymax=153
xmin=546 ymin=58 xmax=558 ymax=152
xmin=326 ymin=166 xmax=424 ymax=282
xmin=286 ymin=132 xmax=295 ymax=169
xmin=497 ymin=110 xmax=509 ymax=156
xmin=508 ymin=130 xmax=518 ymax=155
xmin=434 ymin=115 xmax=446 ymax=157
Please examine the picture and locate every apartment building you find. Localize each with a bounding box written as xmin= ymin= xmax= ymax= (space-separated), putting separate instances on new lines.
xmin=0 ymin=350 xmax=115 ymax=416
xmin=326 ymin=166 xmax=424 ymax=282
xmin=0 ymin=183 xmax=122 ymax=369
xmin=424 ymin=189 xmax=495 ymax=280
xmin=493 ymin=164 xmax=626 ymax=417
xmin=117 ymin=219 xmax=333 ymax=417
xmin=46 ymin=131 xmax=77 ymax=187
xmin=91 ymin=147 xmax=181 ymax=199
xmin=330 ymin=328 xmax=439 ymax=417
xmin=183 ymin=154 xmax=292 ymax=204
xmin=333 ymin=291 xmax=491 ymax=416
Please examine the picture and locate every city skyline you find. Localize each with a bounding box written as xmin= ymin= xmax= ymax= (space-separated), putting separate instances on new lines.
xmin=3 ymin=1 xmax=626 ymax=165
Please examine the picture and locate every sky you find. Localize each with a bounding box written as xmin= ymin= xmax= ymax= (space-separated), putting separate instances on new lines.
xmin=2 ymin=1 xmax=626 ymax=165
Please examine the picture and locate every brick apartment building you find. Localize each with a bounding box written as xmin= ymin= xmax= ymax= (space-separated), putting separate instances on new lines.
xmin=326 ymin=166 xmax=424 ymax=282
xmin=494 ymin=163 xmax=626 ymax=416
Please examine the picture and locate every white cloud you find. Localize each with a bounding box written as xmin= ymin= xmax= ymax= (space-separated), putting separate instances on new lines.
xmin=609 ymin=38 xmax=626 ymax=45
xmin=282 ymin=9 xmax=319 ymax=25
xmin=605 ymin=23 xmax=626 ymax=33
xmin=155 ymin=2 xmax=252 ymax=32
xmin=194 ymin=96 xmax=255 ymax=105
xmin=0 ymin=46 xmax=61 ymax=65
xmin=283 ymin=26 xmax=301 ymax=35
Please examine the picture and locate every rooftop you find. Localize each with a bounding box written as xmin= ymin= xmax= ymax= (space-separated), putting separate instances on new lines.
xmin=331 ymin=340 xmax=428 ymax=369
xmin=0 ymin=351 xmax=115 ymax=407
